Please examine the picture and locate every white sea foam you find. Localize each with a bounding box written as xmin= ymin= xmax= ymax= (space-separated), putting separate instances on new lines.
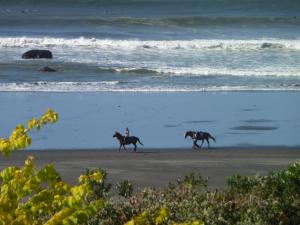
xmin=150 ymin=66 xmax=300 ymax=77
xmin=107 ymin=66 xmax=300 ymax=77
xmin=1 ymin=36 xmax=300 ymax=51
xmin=0 ymin=81 xmax=119 ymax=92
xmin=0 ymin=81 xmax=299 ymax=92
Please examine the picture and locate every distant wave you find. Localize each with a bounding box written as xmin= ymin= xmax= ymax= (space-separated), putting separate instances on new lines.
xmin=1 ymin=16 xmax=300 ymax=27
xmin=0 ymin=81 xmax=299 ymax=92
xmin=1 ymin=0 xmax=299 ymax=9
xmin=98 ymin=66 xmax=300 ymax=77
xmin=1 ymin=37 xmax=300 ymax=51
xmin=113 ymin=68 xmax=158 ymax=74
xmin=2 ymin=62 xmax=298 ymax=78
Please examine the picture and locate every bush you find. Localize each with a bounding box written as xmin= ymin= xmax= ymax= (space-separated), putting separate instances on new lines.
xmin=116 ymin=180 xmax=134 ymax=198
xmin=0 ymin=110 xmax=105 ymax=224
xmin=89 ymin=161 xmax=300 ymax=225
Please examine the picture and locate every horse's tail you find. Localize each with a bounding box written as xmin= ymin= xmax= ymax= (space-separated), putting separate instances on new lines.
xmin=209 ymin=134 xmax=216 ymax=142
xmin=137 ymin=138 xmax=143 ymax=146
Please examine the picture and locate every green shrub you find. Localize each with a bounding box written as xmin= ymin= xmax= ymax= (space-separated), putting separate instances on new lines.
xmin=88 ymin=161 xmax=300 ymax=225
xmin=116 ymin=180 xmax=134 ymax=198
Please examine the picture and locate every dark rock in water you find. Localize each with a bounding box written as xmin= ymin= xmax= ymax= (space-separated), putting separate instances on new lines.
xmin=22 ymin=50 xmax=53 ymax=59
xmin=38 ymin=66 xmax=56 ymax=72
xmin=261 ymin=43 xmax=283 ymax=49
xmin=261 ymin=43 xmax=273 ymax=48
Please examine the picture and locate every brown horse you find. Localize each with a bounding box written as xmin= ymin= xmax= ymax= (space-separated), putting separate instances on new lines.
xmin=113 ymin=131 xmax=143 ymax=152
xmin=185 ymin=130 xmax=216 ymax=149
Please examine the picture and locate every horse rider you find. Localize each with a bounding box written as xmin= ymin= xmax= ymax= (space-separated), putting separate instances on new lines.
xmin=192 ymin=131 xmax=201 ymax=149
xmin=193 ymin=131 xmax=200 ymax=140
xmin=192 ymin=131 xmax=197 ymax=147
xmin=124 ymin=127 xmax=130 ymax=143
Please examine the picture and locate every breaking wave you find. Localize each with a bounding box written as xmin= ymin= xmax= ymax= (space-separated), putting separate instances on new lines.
xmin=148 ymin=67 xmax=300 ymax=77
xmin=0 ymin=81 xmax=299 ymax=92
xmin=0 ymin=81 xmax=120 ymax=92
xmin=98 ymin=66 xmax=300 ymax=77
xmin=1 ymin=37 xmax=300 ymax=51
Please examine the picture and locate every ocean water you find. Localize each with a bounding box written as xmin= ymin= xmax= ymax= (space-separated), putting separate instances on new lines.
xmin=0 ymin=0 xmax=300 ymax=149
xmin=0 ymin=0 xmax=300 ymax=92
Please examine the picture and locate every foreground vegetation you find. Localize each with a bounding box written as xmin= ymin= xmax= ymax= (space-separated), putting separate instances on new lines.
xmin=0 ymin=110 xmax=104 ymax=224
xmin=0 ymin=110 xmax=299 ymax=224
xmin=88 ymin=160 xmax=300 ymax=225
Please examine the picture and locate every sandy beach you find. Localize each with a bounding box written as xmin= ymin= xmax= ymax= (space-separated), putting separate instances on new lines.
xmin=1 ymin=147 xmax=299 ymax=189
xmin=1 ymin=92 xmax=300 ymax=150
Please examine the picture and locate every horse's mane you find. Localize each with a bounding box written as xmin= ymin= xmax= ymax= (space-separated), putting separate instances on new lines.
xmin=114 ymin=131 xmax=123 ymax=136
xmin=185 ymin=130 xmax=195 ymax=138
xmin=186 ymin=130 xmax=195 ymax=134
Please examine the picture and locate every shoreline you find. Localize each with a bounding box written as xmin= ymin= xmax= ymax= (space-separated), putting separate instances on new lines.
xmin=23 ymin=145 xmax=300 ymax=151
xmin=1 ymin=147 xmax=299 ymax=189
xmin=1 ymin=90 xmax=300 ymax=93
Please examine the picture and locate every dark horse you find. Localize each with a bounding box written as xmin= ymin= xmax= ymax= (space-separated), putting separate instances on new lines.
xmin=185 ymin=131 xmax=216 ymax=149
xmin=113 ymin=131 xmax=143 ymax=152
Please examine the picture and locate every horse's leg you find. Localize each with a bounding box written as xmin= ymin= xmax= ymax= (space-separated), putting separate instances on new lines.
xmin=119 ymin=144 xmax=122 ymax=152
xmin=194 ymin=140 xmax=200 ymax=149
xmin=200 ymin=139 xmax=204 ymax=148
xmin=123 ymin=144 xmax=127 ymax=151
xmin=133 ymin=143 xmax=137 ymax=152
xmin=192 ymin=140 xmax=196 ymax=149
xmin=206 ymin=138 xmax=210 ymax=149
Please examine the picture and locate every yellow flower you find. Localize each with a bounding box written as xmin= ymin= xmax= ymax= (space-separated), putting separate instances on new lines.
xmin=25 ymin=156 xmax=35 ymax=167
xmin=91 ymin=171 xmax=103 ymax=183
xmin=155 ymin=207 xmax=170 ymax=225
xmin=78 ymin=175 xmax=87 ymax=183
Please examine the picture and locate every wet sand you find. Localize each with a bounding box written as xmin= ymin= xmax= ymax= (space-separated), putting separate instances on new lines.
xmin=1 ymin=147 xmax=299 ymax=189
xmin=1 ymin=92 xmax=300 ymax=149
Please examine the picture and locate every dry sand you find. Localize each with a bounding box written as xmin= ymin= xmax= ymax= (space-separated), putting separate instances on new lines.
xmin=1 ymin=147 xmax=299 ymax=190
